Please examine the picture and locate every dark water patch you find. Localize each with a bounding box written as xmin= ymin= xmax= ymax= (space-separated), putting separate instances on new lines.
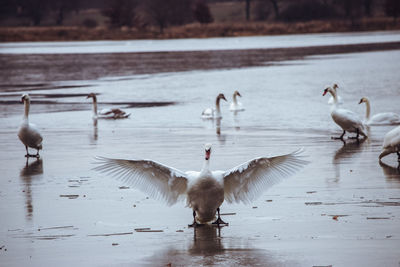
xmin=0 ymin=100 xmax=57 ymax=105
xmin=88 ymin=232 xmax=133 ymax=237
xmin=1 ymin=41 xmax=400 ymax=86
xmin=0 ymin=83 xmax=92 ymax=92
xmin=38 ymin=225 xmax=74 ymax=231
xmin=308 ymin=200 xmax=400 ymax=206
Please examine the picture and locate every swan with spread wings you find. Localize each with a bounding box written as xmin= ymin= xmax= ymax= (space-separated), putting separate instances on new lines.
xmin=94 ymin=144 xmax=308 ymax=227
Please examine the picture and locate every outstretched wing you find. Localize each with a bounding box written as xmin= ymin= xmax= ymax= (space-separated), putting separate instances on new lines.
xmin=94 ymin=157 xmax=189 ymax=205
xmin=223 ymin=149 xmax=308 ymax=204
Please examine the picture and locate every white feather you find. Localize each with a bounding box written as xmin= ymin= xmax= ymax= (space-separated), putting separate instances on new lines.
xmin=18 ymin=94 xmax=43 ymax=156
xmin=379 ymin=126 xmax=400 ymax=160
xmin=94 ymin=145 xmax=308 ymax=224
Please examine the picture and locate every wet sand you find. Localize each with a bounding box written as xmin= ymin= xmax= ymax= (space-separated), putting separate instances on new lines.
xmin=1 ymin=33 xmax=400 ymax=266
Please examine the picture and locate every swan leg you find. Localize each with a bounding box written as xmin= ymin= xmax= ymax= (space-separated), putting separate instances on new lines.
xmin=188 ymin=210 xmax=204 ymax=228
xmin=349 ymin=128 xmax=360 ymax=140
xmin=332 ymin=130 xmax=346 ymax=140
xmin=212 ymin=208 xmax=228 ymax=226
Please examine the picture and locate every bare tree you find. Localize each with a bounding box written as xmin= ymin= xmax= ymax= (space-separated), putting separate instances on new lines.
xmin=385 ymin=0 xmax=400 ymax=22
xmin=193 ymin=0 xmax=213 ymax=24
xmin=18 ymin=0 xmax=51 ymax=26
xmin=145 ymin=0 xmax=193 ymax=33
xmin=363 ymin=0 xmax=373 ymax=16
xmin=245 ymin=0 xmax=251 ymax=21
xmin=335 ymin=0 xmax=363 ymax=25
xmin=269 ymin=0 xmax=280 ymax=20
xmin=0 ymin=0 xmax=17 ymax=21
xmin=102 ymin=0 xmax=138 ymax=28
xmin=51 ymin=0 xmax=79 ymax=25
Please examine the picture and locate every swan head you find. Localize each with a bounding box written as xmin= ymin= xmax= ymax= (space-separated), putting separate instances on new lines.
xmin=332 ymin=83 xmax=339 ymax=90
xmin=217 ymin=94 xmax=227 ymax=102
xmin=21 ymin=94 xmax=30 ymax=103
xmin=86 ymin=93 xmax=97 ymax=100
xmin=234 ymin=90 xmax=242 ymax=97
xmin=204 ymin=143 xmax=212 ymax=160
xmin=322 ymin=87 xmax=330 ymax=96
xmin=359 ymin=97 xmax=368 ymax=104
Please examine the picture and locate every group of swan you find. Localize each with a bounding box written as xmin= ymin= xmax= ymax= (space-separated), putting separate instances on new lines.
xmin=323 ymin=86 xmax=367 ymax=140
xmin=17 ymin=88 xmax=400 ymax=226
xmin=323 ymin=84 xmax=400 ymax=165
xmin=202 ymin=91 xmax=244 ymax=119
xmin=95 ymin=144 xmax=308 ymax=226
xmin=17 ymin=93 xmax=130 ymax=157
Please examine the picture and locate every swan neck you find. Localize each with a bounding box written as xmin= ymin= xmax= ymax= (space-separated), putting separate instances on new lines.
xmin=233 ymin=93 xmax=237 ymax=104
xmin=364 ymin=99 xmax=371 ymax=120
xmin=23 ymin=99 xmax=30 ymax=119
xmin=201 ymin=159 xmax=210 ymax=174
xmin=215 ymin=97 xmax=221 ymax=113
xmin=92 ymin=97 xmax=98 ymax=115
xmin=329 ymin=89 xmax=338 ymax=105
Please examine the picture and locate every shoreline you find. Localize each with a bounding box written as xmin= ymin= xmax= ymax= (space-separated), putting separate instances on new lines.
xmin=1 ymin=17 xmax=400 ymax=42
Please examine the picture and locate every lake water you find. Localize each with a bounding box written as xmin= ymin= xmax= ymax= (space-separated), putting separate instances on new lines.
xmin=1 ymin=31 xmax=400 ymax=266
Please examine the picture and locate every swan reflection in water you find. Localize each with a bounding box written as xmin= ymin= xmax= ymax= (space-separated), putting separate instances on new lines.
xmin=233 ymin=111 xmax=241 ymax=131
xmin=215 ymin=118 xmax=227 ymax=144
xmin=91 ymin=118 xmax=98 ymax=142
xmin=20 ymin=158 xmax=43 ymax=220
xmin=146 ymin=225 xmax=284 ymax=266
xmin=189 ymin=225 xmax=224 ymax=256
xmin=379 ymin=161 xmax=400 ymax=187
xmin=331 ymin=138 xmax=367 ymax=184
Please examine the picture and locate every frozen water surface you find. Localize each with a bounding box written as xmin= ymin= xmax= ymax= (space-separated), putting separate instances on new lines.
xmin=0 ymin=32 xmax=400 ymax=266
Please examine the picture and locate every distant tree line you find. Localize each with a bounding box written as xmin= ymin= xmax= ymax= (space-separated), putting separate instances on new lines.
xmin=248 ymin=0 xmax=400 ymax=23
xmin=0 ymin=0 xmax=399 ymax=31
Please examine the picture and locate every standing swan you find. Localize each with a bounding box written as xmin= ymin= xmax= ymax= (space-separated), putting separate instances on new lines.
xmin=18 ymin=94 xmax=43 ymax=158
xmin=327 ymin=84 xmax=343 ymax=105
xmin=323 ymin=87 xmax=367 ymax=140
xmin=87 ymin=93 xmax=130 ymax=119
xmin=359 ymin=97 xmax=400 ymax=125
xmin=379 ymin=125 xmax=400 ymax=167
xmin=201 ymin=93 xmax=227 ymax=119
xmin=229 ymin=90 xmax=245 ymax=111
xmin=94 ymin=144 xmax=308 ymax=226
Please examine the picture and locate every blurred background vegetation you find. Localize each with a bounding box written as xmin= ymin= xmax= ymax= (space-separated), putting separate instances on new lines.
xmin=0 ymin=0 xmax=399 ymax=41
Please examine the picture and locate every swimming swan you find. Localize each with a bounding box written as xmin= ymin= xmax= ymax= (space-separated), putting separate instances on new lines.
xmin=323 ymin=87 xmax=367 ymax=140
xmin=202 ymin=93 xmax=227 ymax=119
xmin=379 ymin=125 xmax=400 ymax=167
xmin=94 ymin=144 xmax=308 ymax=226
xmin=87 ymin=93 xmax=130 ymax=119
xmin=229 ymin=90 xmax=244 ymax=111
xmin=359 ymin=97 xmax=400 ymax=125
xmin=18 ymin=94 xmax=43 ymax=158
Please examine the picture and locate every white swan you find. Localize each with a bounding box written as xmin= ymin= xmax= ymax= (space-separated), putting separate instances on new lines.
xmin=327 ymin=84 xmax=343 ymax=105
xmin=201 ymin=93 xmax=227 ymax=119
xmin=359 ymin=97 xmax=400 ymax=125
xmin=94 ymin=144 xmax=308 ymax=226
xmin=323 ymin=87 xmax=367 ymax=140
xmin=229 ymin=90 xmax=244 ymax=111
xmin=379 ymin=125 xmax=400 ymax=166
xmin=18 ymin=94 xmax=43 ymax=158
xmin=87 ymin=93 xmax=130 ymax=119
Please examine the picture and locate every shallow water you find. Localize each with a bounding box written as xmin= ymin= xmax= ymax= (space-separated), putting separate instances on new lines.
xmin=1 ymin=32 xmax=400 ymax=266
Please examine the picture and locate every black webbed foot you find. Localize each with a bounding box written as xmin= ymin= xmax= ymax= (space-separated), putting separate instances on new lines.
xmin=212 ymin=217 xmax=228 ymax=226
xmin=188 ymin=221 xmax=204 ymax=228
